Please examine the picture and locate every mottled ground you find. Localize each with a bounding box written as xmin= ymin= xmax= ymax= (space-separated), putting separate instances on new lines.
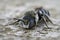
xmin=0 ymin=0 xmax=60 ymax=40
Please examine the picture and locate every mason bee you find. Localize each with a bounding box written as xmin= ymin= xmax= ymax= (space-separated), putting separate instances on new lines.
xmin=6 ymin=7 xmax=53 ymax=29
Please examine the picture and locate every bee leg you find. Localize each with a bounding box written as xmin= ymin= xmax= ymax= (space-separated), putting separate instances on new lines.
xmin=42 ymin=16 xmax=51 ymax=29
xmin=45 ymin=15 xmax=53 ymax=24
xmin=5 ymin=19 xmax=24 ymax=26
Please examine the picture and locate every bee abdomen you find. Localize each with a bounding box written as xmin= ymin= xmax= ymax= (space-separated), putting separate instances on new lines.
xmin=28 ymin=19 xmax=36 ymax=29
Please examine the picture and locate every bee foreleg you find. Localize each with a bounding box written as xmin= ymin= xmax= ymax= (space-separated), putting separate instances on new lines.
xmin=42 ymin=16 xmax=50 ymax=29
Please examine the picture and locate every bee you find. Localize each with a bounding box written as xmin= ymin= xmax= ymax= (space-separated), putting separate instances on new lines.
xmin=35 ymin=7 xmax=53 ymax=28
xmin=6 ymin=7 xmax=53 ymax=29
xmin=17 ymin=11 xmax=36 ymax=29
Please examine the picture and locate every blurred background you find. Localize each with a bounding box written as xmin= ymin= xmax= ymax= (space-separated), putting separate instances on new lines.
xmin=0 ymin=0 xmax=60 ymax=40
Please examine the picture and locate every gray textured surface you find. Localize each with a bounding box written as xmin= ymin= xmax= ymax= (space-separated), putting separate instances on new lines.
xmin=0 ymin=0 xmax=60 ymax=40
